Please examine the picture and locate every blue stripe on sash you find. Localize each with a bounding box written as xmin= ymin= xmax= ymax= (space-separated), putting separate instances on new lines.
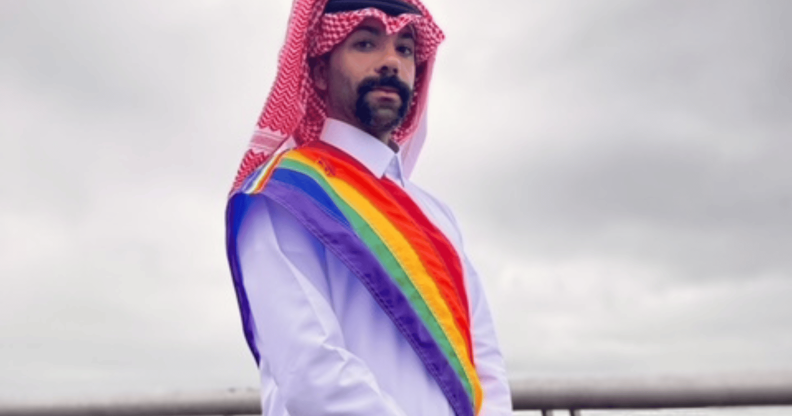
xmin=271 ymin=168 xmax=351 ymax=228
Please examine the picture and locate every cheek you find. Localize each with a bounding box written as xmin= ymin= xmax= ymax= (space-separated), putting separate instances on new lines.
xmin=401 ymin=61 xmax=416 ymax=88
xmin=327 ymin=63 xmax=358 ymax=98
xmin=336 ymin=56 xmax=368 ymax=90
xmin=405 ymin=69 xmax=416 ymax=89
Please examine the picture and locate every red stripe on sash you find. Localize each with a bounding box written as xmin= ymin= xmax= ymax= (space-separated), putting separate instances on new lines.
xmin=379 ymin=177 xmax=474 ymax=364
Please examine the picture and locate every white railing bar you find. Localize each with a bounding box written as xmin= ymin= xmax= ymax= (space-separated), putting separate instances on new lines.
xmin=0 ymin=389 xmax=261 ymax=416
xmin=511 ymin=372 xmax=792 ymax=410
xmin=1 ymin=372 xmax=791 ymax=415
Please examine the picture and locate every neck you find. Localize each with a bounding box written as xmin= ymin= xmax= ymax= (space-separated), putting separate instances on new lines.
xmin=327 ymin=113 xmax=400 ymax=152
xmin=370 ymin=129 xmax=400 ymax=152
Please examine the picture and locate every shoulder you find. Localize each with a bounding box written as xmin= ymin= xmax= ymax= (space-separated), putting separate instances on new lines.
xmin=227 ymin=144 xmax=340 ymax=244
xmin=227 ymin=149 xmax=297 ymax=242
xmin=234 ymin=149 xmax=301 ymax=196
xmin=227 ymin=179 xmax=322 ymax=258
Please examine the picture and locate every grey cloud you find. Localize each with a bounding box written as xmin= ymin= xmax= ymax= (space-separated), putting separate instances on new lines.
xmin=0 ymin=0 xmax=284 ymax=215
xmin=410 ymin=0 xmax=792 ymax=381
xmin=418 ymin=0 xmax=792 ymax=282
xmin=495 ymin=273 xmax=792 ymax=376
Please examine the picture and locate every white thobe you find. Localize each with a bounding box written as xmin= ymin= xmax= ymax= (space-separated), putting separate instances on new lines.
xmin=234 ymin=118 xmax=512 ymax=416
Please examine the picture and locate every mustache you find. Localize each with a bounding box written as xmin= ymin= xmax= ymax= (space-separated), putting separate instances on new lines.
xmin=356 ymin=75 xmax=413 ymax=104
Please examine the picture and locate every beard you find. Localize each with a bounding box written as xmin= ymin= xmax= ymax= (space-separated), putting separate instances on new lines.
xmin=354 ymin=75 xmax=413 ymax=132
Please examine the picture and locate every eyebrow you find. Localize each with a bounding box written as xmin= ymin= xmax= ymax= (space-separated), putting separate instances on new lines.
xmin=398 ymin=29 xmax=416 ymax=41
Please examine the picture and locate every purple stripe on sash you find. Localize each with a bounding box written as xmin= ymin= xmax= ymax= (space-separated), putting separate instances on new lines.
xmin=263 ymin=180 xmax=473 ymax=416
xmin=226 ymin=194 xmax=261 ymax=364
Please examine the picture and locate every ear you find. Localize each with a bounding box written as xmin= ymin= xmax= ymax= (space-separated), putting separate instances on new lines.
xmin=312 ymin=57 xmax=328 ymax=92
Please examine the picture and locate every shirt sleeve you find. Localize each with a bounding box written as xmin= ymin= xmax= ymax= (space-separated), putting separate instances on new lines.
xmin=234 ymin=196 xmax=408 ymax=416
xmin=464 ymin=255 xmax=514 ymax=416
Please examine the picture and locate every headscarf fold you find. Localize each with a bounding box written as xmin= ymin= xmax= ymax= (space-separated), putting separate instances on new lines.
xmin=230 ymin=0 xmax=444 ymax=194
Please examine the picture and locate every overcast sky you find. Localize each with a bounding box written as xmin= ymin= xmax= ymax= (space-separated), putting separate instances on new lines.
xmin=1 ymin=0 xmax=791 ymax=406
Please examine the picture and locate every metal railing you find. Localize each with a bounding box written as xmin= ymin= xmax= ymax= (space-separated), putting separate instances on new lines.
xmin=511 ymin=372 xmax=792 ymax=415
xmin=2 ymin=372 xmax=792 ymax=415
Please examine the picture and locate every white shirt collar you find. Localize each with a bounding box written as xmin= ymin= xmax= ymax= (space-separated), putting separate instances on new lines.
xmin=320 ymin=118 xmax=406 ymax=184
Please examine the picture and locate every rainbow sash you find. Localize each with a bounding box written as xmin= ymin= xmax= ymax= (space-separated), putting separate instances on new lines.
xmin=226 ymin=142 xmax=483 ymax=416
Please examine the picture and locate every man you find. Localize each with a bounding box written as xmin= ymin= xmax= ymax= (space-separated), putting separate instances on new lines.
xmin=225 ymin=0 xmax=512 ymax=415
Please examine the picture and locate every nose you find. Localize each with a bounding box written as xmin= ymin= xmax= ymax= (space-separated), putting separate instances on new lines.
xmin=376 ymin=49 xmax=401 ymax=77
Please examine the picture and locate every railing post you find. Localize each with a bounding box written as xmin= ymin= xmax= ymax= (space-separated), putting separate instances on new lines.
xmin=570 ymin=409 xmax=581 ymax=416
xmin=541 ymin=410 xmax=554 ymax=416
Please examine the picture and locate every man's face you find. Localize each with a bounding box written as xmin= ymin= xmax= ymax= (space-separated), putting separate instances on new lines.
xmin=314 ymin=17 xmax=417 ymax=140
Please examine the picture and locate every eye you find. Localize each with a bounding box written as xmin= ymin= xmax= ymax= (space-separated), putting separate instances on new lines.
xmin=397 ymin=45 xmax=414 ymax=57
xmin=354 ymin=40 xmax=375 ymax=50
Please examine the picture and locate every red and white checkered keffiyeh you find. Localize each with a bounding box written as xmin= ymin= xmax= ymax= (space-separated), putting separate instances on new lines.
xmin=230 ymin=0 xmax=444 ymax=194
